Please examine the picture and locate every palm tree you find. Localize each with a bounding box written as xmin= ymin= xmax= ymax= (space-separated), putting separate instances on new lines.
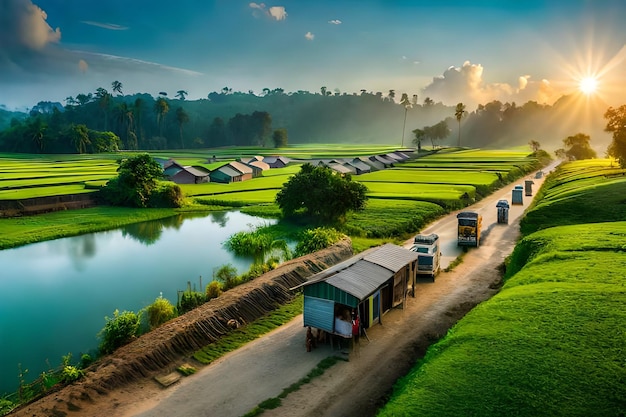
xmin=111 ymin=80 xmax=123 ymax=96
xmin=399 ymin=93 xmax=412 ymax=147
xmin=388 ymin=89 xmax=396 ymax=102
xmin=95 ymin=88 xmax=111 ymax=130
xmin=320 ymin=86 xmax=327 ymax=96
xmin=423 ymin=97 xmax=434 ymax=106
xmin=114 ymin=103 xmax=135 ymax=149
xmin=133 ymin=98 xmax=145 ymax=145
xmin=68 ymin=124 xmax=90 ymax=154
xmin=175 ymin=107 xmax=190 ymax=148
xmin=455 ymin=102 xmax=467 ymax=147
xmin=154 ymin=97 xmax=169 ymax=137
xmin=175 ymin=90 xmax=188 ymax=100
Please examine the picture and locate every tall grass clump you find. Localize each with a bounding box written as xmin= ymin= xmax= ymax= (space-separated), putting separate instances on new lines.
xmin=98 ymin=310 xmax=141 ymax=355
xmin=294 ymin=227 xmax=344 ymax=257
xmin=145 ymin=293 xmax=177 ymax=330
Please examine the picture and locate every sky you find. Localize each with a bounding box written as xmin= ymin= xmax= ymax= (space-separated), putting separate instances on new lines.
xmin=1 ymin=0 xmax=626 ymax=111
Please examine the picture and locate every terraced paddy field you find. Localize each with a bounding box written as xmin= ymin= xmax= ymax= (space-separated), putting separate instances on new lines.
xmin=378 ymin=159 xmax=626 ymax=417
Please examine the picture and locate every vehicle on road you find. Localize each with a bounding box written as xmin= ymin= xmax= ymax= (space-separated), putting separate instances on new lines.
xmin=496 ymin=199 xmax=510 ymax=224
xmin=456 ymin=211 xmax=482 ymax=247
xmin=410 ymin=233 xmax=441 ymax=279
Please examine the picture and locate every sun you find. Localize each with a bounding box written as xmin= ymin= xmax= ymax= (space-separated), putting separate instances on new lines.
xmin=579 ymin=76 xmax=598 ymax=95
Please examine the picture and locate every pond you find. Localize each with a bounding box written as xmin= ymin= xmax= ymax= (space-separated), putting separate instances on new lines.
xmin=0 ymin=211 xmax=277 ymax=395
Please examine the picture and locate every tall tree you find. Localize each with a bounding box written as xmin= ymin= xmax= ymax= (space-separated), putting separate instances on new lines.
xmin=528 ymin=140 xmax=541 ymax=152
xmin=400 ymin=93 xmax=412 ymax=147
xmin=424 ymin=120 xmax=451 ymax=149
xmin=95 ymin=87 xmax=111 ymax=130
xmin=112 ymin=80 xmax=123 ymax=96
xmin=412 ymin=128 xmax=425 ymax=152
xmin=175 ymin=90 xmax=188 ymax=100
xmin=272 ymin=128 xmax=288 ymax=148
xmin=66 ymin=124 xmax=90 ymax=154
xmin=320 ymin=86 xmax=327 ymax=96
xmin=275 ymin=163 xmax=368 ymax=223
xmin=175 ymin=106 xmax=189 ymax=148
xmin=561 ymin=133 xmax=597 ymax=161
xmin=388 ymin=89 xmax=396 ymax=102
xmin=604 ymin=105 xmax=626 ymax=168
xmin=455 ymin=102 xmax=467 ymax=147
xmin=154 ymin=97 xmax=169 ymax=137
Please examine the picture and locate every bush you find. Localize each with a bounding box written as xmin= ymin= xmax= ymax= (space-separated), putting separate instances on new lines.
xmin=205 ymin=280 xmax=223 ymax=300
xmin=177 ymin=290 xmax=205 ymax=314
xmin=60 ymin=365 xmax=84 ymax=384
xmin=294 ymin=227 xmax=344 ymax=257
xmin=148 ymin=181 xmax=184 ymax=208
xmin=98 ymin=310 xmax=141 ymax=354
xmin=215 ymin=264 xmax=240 ymax=291
xmin=146 ymin=294 xmax=177 ymax=329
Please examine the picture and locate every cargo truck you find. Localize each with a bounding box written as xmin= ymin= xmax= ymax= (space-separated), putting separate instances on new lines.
xmin=410 ymin=233 xmax=441 ymax=278
xmin=456 ymin=211 xmax=482 ymax=247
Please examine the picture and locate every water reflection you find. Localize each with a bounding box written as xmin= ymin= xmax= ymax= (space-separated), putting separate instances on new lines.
xmin=0 ymin=210 xmax=274 ymax=395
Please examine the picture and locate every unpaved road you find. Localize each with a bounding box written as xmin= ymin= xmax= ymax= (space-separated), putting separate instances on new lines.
xmin=11 ymin=165 xmax=554 ymax=417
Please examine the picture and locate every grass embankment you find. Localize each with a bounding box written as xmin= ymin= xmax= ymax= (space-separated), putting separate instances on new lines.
xmin=378 ymin=159 xmax=626 ymax=417
xmin=0 ymin=207 xmax=183 ymax=250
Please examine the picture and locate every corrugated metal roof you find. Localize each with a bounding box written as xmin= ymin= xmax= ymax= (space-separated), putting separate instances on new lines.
xmin=248 ymin=160 xmax=270 ymax=170
xmin=229 ymin=161 xmax=253 ymax=174
xmin=330 ymin=163 xmax=354 ymax=174
xmin=183 ymin=166 xmax=209 ymax=177
xmin=217 ymin=165 xmax=242 ymax=177
xmin=363 ymin=243 xmax=418 ymax=273
xmin=325 ymin=259 xmax=392 ymax=299
xmin=293 ymin=244 xmax=417 ymax=299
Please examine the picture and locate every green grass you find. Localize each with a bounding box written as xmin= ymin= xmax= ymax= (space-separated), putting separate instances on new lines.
xmin=242 ymin=355 xmax=344 ymax=417
xmin=193 ymin=294 xmax=304 ymax=365
xmin=379 ymin=285 xmax=625 ymax=417
xmin=344 ymin=198 xmax=445 ymax=239
xmin=520 ymin=160 xmax=626 ymax=234
xmin=378 ymin=160 xmax=626 ymax=417
xmin=0 ymin=206 xmax=182 ymax=250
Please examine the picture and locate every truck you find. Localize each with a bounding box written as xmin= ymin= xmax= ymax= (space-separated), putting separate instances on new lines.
xmin=410 ymin=233 xmax=441 ymax=278
xmin=456 ymin=211 xmax=482 ymax=247
xmin=496 ymin=199 xmax=510 ymax=224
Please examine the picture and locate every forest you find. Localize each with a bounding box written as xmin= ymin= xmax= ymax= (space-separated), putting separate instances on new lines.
xmin=0 ymin=83 xmax=611 ymax=154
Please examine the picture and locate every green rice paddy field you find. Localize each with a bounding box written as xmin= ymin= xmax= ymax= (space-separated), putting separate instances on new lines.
xmin=377 ymin=160 xmax=626 ymax=417
xmin=0 ymin=147 xmax=539 ymax=249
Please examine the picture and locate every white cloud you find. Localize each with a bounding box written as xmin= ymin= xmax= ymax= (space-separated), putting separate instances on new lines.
xmin=268 ymin=6 xmax=287 ymax=21
xmin=328 ymin=19 xmax=342 ymax=25
xmin=0 ymin=0 xmax=61 ymax=50
xmin=81 ymin=21 xmax=128 ymax=31
xmin=249 ymin=3 xmax=286 ymax=21
xmin=78 ymin=59 xmax=88 ymax=73
xmin=421 ymin=61 xmax=560 ymax=108
xmin=305 ymin=32 xmax=314 ymax=41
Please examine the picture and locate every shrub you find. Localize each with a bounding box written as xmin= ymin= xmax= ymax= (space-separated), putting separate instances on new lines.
xmin=177 ymin=291 xmax=205 ymax=314
xmin=98 ymin=310 xmax=141 ymax=354
xmin=149 ymin=181 xmax=184 ymax=208
xmin=146 ymin=294 xmax=177 ymax=329
xmin=215 ymin=264 xmax=240 ymax=291
xmin=79 ymin=353 xmax=94 ymax=368
xmin=60 ymin=365 xmax=84 ymax=384
xmin=294 ymin=227 xmax=344 ymax=257
xmin=205 ymin=280 xmax=223 ymax=300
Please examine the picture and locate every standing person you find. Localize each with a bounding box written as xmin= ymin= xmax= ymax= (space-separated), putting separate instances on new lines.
xmin=352 ymin=310 xmax=360 ymax=357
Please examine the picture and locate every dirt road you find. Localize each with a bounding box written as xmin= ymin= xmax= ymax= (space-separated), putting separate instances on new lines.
xmin=113 ymin=167 xmax=554 ymax=417
xmin=11 ymin=166 xmax=554 ymax=417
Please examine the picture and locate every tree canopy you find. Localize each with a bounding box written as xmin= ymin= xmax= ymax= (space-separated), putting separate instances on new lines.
xmin=102 ymin=153 xmax=182 ymax=208
xmin=557 ymin=133 xmax=597 ymax=161
xmin=275 ymin=164 xmax=368 ymax=223
xmin=604 ymin=105 xmax=626 ymax=168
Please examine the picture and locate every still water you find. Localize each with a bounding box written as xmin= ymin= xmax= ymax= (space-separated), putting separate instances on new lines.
xmin=0 ymin=211 xmax=275 ymax=394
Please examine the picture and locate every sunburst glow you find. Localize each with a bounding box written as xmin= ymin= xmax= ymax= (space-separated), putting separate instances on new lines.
xmin=579 ymin=76 xmax=598 ymax=94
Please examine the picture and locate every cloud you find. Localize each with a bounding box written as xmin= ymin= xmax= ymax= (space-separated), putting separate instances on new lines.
xmin=249 ymin=3 xmax=286 ymax=20
xmin=78 ymin=59 xmax=88 ymax=73
xmin=305 ymin=32 xmax=314 ymax=41
xmin=0 ymin=0 xmax=61 ymax=51
xmin=81 ymin=21 xmax=128 ymax=31
xmin=328 ymin=19 xmax=342 ymax=25
xmin=421 ymin=61 xmax=560 ymax=108
xmin=268 ymin=6 xmax=287 ymax=21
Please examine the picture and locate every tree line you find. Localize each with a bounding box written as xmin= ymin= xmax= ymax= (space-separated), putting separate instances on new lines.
xmin=1 ymin=81 xmax=625 ymax=164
